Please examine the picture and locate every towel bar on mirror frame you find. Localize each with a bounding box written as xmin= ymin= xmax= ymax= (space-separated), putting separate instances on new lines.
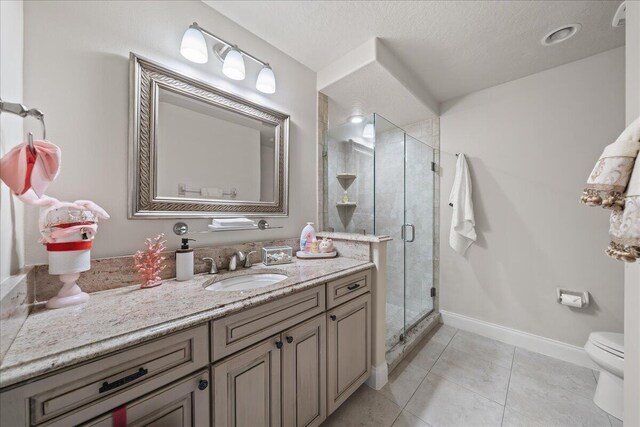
xmin=173 ymin=219 xmax=283 ymax=235
xmin=0 ymin=99 xmax=47 ymax=153
xmin=177 ymin=184 xmax=238 ymax=199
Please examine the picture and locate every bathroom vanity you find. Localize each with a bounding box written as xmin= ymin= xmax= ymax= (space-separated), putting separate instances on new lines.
xmin=0 ymin=260 xmax=373 ymax=426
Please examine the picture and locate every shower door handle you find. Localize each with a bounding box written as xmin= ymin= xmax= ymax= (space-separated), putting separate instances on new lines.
xmin=407 ymin=224 xmax=416 ymax=242
xmin=401 ymin=224 xmax=416 ymax=242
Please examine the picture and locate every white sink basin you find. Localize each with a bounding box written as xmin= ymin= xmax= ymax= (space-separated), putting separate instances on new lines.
xmin=204 ymin=273 xmax=288 ymax=292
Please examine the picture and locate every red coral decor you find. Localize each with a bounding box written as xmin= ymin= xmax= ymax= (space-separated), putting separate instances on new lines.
xmin=134 ymin=234 xmax=167 ymax=288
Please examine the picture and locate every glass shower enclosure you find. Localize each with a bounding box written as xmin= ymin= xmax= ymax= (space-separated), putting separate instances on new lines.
xmin=323 ymin=113 xmax=435 ymax=353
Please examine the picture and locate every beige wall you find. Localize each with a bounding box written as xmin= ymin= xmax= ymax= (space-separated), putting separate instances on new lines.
xmin=0 ymin=1 xmax=24 ymax=283
xmin=624 ymin=2 xmax=640 ymax=424
xmin=439 ymin=47 xmax=625 ymax=347
xmin=22 ymin=1 xmax=317 ymax=264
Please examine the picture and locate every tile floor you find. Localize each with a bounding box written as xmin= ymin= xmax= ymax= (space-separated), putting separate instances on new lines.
xmin=323 ymin=324 xmax=620 ymax=427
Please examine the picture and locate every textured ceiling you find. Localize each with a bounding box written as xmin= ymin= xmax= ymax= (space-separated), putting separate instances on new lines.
xmin=205 ymin=0 xmax=625 ymax=102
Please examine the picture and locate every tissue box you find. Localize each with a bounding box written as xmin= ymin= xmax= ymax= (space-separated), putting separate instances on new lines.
xmin=262 ymin=246 xmax=293 ymax=266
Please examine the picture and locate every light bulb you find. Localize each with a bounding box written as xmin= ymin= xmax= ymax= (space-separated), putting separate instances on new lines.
xmin=348 ymin=115 xmax=364 ymax=124
xmin=363 ymin=123 xmax=375 ymax=138
xmin=180 ymin=27 xmax=208 ymax=64
xmin=256 ymin=65 xmax=276 ymax=94
xmin=223 ymin=48 xmax=246 ymax=80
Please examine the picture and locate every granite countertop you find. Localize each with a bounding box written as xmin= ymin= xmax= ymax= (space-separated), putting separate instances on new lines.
xmin=0 ymin=257 xmax=373 ymax=389
xmin=316 ymin=231 xmax=392 ymax=242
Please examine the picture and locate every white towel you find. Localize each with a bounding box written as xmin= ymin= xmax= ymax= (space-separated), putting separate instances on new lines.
xmin=449 ymin=154 xmax=476 ymax=255
xmin=211 ymin=218 xmax=256 ymax=228
xmin=201 ymin=187 xmax=223 ymax=198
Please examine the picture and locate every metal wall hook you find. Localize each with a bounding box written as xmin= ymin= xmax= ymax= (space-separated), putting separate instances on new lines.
xmin=0 ymin=99 xmax=47 ymax=146
xmin=32 ymin=111 xmax=47 ymax=140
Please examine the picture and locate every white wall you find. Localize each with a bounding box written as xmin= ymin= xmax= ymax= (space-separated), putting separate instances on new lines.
xmin=439 ymin=47 xmax=625 ymax=347
xmin=624 ymin=2 xmax=640 ymax=424
xmin=0 ymin=1 xmax=24 ymax=283
xmin=21 ymin=1 xmax=317 ymax=263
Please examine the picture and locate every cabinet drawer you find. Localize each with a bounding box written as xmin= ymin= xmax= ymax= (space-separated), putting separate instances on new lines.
xmin=0 ymin=325 xmax=208 ymax=426
xmin=326 ymin=270 xmax=370 ymax=308
xmin=211 ymin=285 xmax=325 ymax=362
xmin=81 ymin=369 xmax=210 ymax=427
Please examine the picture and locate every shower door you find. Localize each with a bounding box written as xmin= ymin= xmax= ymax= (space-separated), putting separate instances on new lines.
xmin=324 ymin=113 xmax=435 ymax=353
xmin=374 ymin=115 xmax=435 ymax=351
xmin=403 ymin=135 xmax=435 ymax=333
xmin=373 ymin=115 xmax=407 ymax=350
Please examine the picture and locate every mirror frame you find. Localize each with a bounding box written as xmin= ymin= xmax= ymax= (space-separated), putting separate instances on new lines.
xmin=128 ymin=53 xmax=290 ymax=218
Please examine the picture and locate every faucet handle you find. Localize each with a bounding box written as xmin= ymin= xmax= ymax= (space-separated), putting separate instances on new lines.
xmin=244 ymin=251 xmax=257 ymax=268
xmin=229 ymin=253 xmax=238 ymax=272
xmin=202 ymin=257 xmax=218 ymax=274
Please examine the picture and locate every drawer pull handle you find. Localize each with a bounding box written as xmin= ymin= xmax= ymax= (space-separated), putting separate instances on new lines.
xmin=286 ymin=336 xmax=294 ymax=343
xmin=198 ymin=380 xmax=209 ymax=391
xmin=330 ymin=315 xmax=337 ymax=321
xmin=99 ymin=368 xmax=148 ymax=394
xmin=347 ymin=283 xmax=361 ymax=290
xmin=275 ymin=340 xmax=284 ymax=349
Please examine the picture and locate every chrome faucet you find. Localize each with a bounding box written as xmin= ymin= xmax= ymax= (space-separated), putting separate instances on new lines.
xmin=228 ymin=250 xmax=257 ymax=271
xmin=202 ymin=257 xmax=219 ymax=274
xmin=228 ymin=251 xmax=245 ymax=272
xmin=244 ymin=251 xmax=257 ymax=268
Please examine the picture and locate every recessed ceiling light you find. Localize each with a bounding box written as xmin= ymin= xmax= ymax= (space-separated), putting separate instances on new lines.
xmin=348 ymin=115 xmax=364 ymax=124
xmin=541 ymin=24 xmax=581 ymax=46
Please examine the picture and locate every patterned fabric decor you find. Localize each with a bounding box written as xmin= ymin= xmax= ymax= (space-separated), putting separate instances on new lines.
xmin=581 ymin=116 xmax=640 ymax=262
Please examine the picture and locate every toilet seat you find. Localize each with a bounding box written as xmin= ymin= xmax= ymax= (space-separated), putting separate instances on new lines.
xmin=589 ymin=332 xmax=624 ymax=358
xmin=585 ymin=332 xmax=624 ymax=378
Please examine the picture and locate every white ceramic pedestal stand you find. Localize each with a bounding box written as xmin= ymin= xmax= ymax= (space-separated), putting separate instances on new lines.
xmin=45 ymin=272 xmax=90 ymax=309
xmin=46 ymin=245 xmax=92 ymax=309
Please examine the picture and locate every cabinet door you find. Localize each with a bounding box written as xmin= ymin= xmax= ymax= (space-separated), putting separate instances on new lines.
xmin=82 ymin=369 xmax=210 ymax=427
xmin=213 ymin=335 xmax=282 ymax=427
xmin=326 ymin=293 xmax=371 ymax=415
xmin=282 ymin=314 xmax=326 ymax=427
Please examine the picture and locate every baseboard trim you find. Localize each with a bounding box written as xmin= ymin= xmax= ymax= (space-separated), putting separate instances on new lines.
xmin=440 ymin=310 xmax=598 ymax=370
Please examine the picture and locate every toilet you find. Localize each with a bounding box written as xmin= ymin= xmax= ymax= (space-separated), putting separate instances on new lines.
xmin=584 ymin=332 xmax=624 ymax=420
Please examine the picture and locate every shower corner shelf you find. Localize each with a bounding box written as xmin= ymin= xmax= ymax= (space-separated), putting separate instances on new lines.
xmin=336 ymin=202 xmax=357 ymax=207
xmin=336 ymin=173 xmax=357 ymax=180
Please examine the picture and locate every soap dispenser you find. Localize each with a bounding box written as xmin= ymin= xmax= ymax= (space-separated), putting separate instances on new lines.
xmin=176 ymin=238 xmax=195 ymax=281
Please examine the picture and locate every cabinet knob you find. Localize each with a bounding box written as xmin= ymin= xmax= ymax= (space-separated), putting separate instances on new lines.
xmin=198 ymin=379 xmax=209 ymax=391
xmin=275 ymin=340 xmax=284 ymax=349
xmin=286 ymin=336 xmax=294 ymax=343
xmin=330 ymin=315 xmax=337 ymax=321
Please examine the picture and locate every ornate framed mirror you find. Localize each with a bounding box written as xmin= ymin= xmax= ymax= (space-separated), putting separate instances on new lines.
xmin=129 ymin=53 xmax=289 ymax=218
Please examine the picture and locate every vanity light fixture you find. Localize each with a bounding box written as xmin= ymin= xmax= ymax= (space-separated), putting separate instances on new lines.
xmin=222 ymin=48 xmax=245 ymax=80
xmin=180 ymin=22 xmax=276 ymax=93
xmin=256 ymin=65 xmax=276 ymax=94
xmin=180 ymin=27 xmax=208 ymax=63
